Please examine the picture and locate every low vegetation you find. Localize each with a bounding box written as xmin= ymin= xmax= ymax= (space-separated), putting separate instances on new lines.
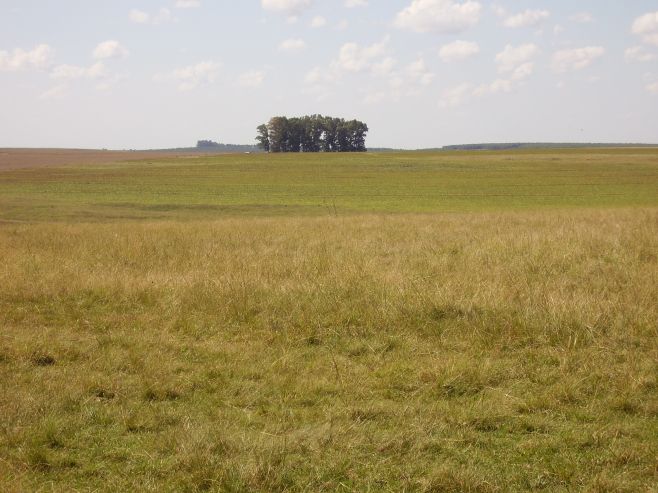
xmin=1 ymin=148 xmax=657 ymax=222
xmin=0 ymin=149 xmax=657 ymax=491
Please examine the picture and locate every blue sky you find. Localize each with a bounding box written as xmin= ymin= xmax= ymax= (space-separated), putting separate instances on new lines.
xmin=1 ymin=0 xmax=657 ymax=149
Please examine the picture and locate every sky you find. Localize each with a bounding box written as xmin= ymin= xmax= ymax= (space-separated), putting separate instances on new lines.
xmin=1 ymin=0 xmax=657 ymax=149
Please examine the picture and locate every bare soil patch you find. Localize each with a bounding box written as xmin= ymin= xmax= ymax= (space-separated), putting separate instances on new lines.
xmin=0 ymin=148 xmax=213 ymax=171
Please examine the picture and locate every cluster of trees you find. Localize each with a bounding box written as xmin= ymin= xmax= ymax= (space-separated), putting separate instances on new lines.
xmin=256 ymin=115 xmax=368 ymax=153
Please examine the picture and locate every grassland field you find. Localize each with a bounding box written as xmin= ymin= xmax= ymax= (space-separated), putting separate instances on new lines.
xmin=0 ymin=148 xmax=657 ymax=492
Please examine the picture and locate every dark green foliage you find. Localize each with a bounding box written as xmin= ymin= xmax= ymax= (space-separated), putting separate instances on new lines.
xmin=256 ymin=115 xmax=368 ymax=153
xmin=194 ymin=140 xmax=259 ymax=153
xmin=255 ymin=125 xmax=269 ymax=153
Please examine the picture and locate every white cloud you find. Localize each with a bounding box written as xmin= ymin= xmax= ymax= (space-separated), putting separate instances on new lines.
xmin=310 ymin=16 xmax=326 ymax=27
xmin=570 ymin=12 xmax=593 ymax=24
xmin=441 ymin=44 xmax=536 ymax=108
xmin=371 ymin=57 xmax=396 ymax=76
xmin=625 ymin=46 xmax=655 ymax=63
xmin=503 ymin=9 xmax=549 ymax=28
xmin=261 ymin=0 xmax=312 ymax=15
xmin=473 ymin=78 xmax=513 ymax=97
xmin=305 ymin=36 xmax=438 ymax=106
xmin=632 ymin=12 xmax=658 ymax=46
xmin=96 ymin=74 xmax=127 ymax=92
xmin=439 ymin=40 xmax=479 ymax=62
xmin=491 ymin=4 xmax=506 ymax=17
xmin=474 ymin=61 xmax=534 ymax=98
xmin=552 ymin=46 xmax=604 ymax=73
xmin=129 ymin=9 xmax=150 ymax=23
xmin=332 ymin=38 xmax=388 ymax=73
xmin=405 ymin=57 xmax=434 ymax=85
xmin=154 ymin=8 xmax=174 ymax=24
xmin=632 ymin=12 xmax=658 ymax=35
xmin=495 ymin=44 xmax=538 ymax=73
xmin=175 ymin=0 xmax=201 ymax=8
xmin=364 ymin=90 xmax=388 ymax=104
xmin=50 ymin=62 xmax=106 ymax=80
xmin=168 ymin=61 xmax=219 ymax=91
xmin=93 ymin=40 xmax=129 ymax=60
xmin=304 ymin=67 xmax=326 ymax=85
xmin=336 ymin=19 xmax=349 ymax=30
xmin=40 ymin=84 xmax=67 ymax=100
xmin=278 ymin=38 xmax=306 ymax=52
xmin=644 ymin=34 xmax=658 ymax=46
xmin=439 ymin=60 xmax=534 ymax=108
xmin=129 ymin=8 xmax=173 ymax=25
xmin=237 ymin=70 xmax=264 ymax=88
xmin=439 ymin=82 xmax=474 ymax=107
xmin=0 ymin=44 xmax=53 ymax=71
xmin=345 ymin=0 xmax=367 ymax=7
xmin=647 ymin=81 xmax=658 ymax=94
xmin=395 ymin=0 xmax=482 ymax=34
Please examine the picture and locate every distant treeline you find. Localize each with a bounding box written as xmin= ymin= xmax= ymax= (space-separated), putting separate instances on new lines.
xmin=256 ymin=115 xmax=368 ymax=153
xmin=195 ymin=140 xmax=260 ymax=153
xmin=441 ymin=143 xmax=658 ymax=151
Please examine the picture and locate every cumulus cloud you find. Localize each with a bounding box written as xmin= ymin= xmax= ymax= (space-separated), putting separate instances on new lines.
xmin=0 ymin=44 xmax=53 ymax=71
xmin=632 ymin=11 xmax=658 ymax=46
xmin=405 ymin=57 xmax=434 ymax=85
xmin=278 ymin=38 xmax=306 ymax=52
xmin=92 ymin=40 xmax=129 ymax=60
xmin=439 ymin=40 xmax=479 ymax=62
xmin=95 ymin=74 xmax=128 ymax=92
xmin=165 ymin=61 xmax=220 ymax=91
xmin=359 ymin=58 xmax=435 ymax=104
xmin=570 ymin=12 xmax=593 ymax=24
xmin=495 ymin=43 xmax=538 ymax=73
xmin=261 ymin=0 xmax=312 ymax=15
xmin=473 ymin=78 xmax=513 ymax=97
xmin=363 ymin=90 xmax=388 ymax=105
xmin=439 ymin=68 xmax=533 ymax=107
xmin=552 ymin=46 xmax=604 ymax=73
xmin=50 ymin=62 xmax=106 ymax=80
xmin=40 ymin=84 xmax=67 ymax=100
xmin=625 ymin=46 xmax=655 ymax=63
xmin=345 ymin=0 xmax=367 ymax=7
xmin=371 ymin=57 xmax=396 ymax=76
xmin=395 ymin=0 xmax=482 ymax=34
xmin=503 ymin=9 xmax=549 ymax=28
xmin=237 ymin=70 xmax=264 ymax=88
xmin=129 ymin=8 xmax=173 ymax=25
xmin=304 ymin=36 xmax=437 ymax=104
xmin=310 ymin=16 xmax=326 ymax=27
xmin=332 ymin=38 xmax=388 ymax=73
xmin=439 ymin=44 xmax=536 ymax=108
xmin=129 ymin=9 xmax=150 ymax=23
xmin=439 ymin=82 xmax=474 ymax=108
xmin=647 ymin=81 xmax=658 ymax=94
xmin=175 ymin=0 xmax=200 ymax=8
xmin=304 ymin=67 xmax=325 ymax=85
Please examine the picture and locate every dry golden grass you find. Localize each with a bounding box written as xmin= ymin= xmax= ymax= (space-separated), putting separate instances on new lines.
xmin=1 ymin=209 xmax=657 ymax=491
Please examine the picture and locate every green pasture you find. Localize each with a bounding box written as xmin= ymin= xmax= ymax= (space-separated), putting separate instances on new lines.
xmin=1 ymin=148 xmax=657 ymax=222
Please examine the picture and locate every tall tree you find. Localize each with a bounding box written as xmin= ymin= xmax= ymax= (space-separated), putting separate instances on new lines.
xmin=255 ymin=124 xmax=269 ymax=152
xmin=267 ymin=116 xmax=289 ymax=153
xmin=257 ymin=115 xmax=368 ymax=153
